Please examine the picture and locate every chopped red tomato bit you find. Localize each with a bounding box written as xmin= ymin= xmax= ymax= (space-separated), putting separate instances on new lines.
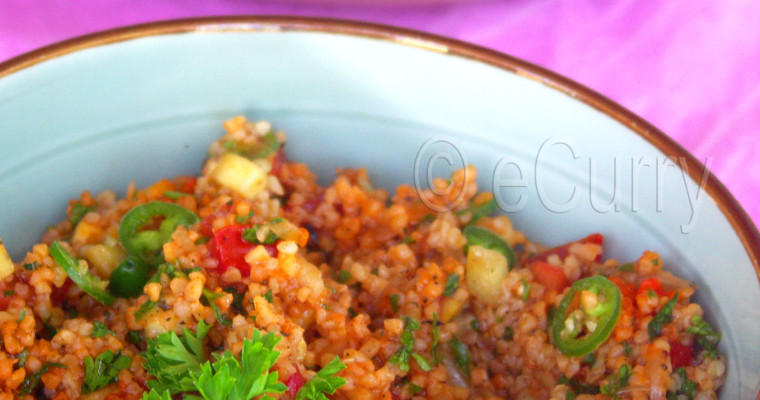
xmin=210 ymin=224 xmax=254 ymax=276
xmin=669 ymin=341 xmax=694 ymax=369
xmin=609 ymin=276 xmax=636 ymax=299
xmin=529 ymin=261 xmax=568 ymax=293
xmin=637 ymin=277 xmax=669 ymax=298
xmin=286 ymin=370 xmax=306 ymax=396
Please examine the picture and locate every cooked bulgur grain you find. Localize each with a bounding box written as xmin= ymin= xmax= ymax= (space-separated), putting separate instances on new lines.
xmin=0 ymin=117 xmax=725 ymax=400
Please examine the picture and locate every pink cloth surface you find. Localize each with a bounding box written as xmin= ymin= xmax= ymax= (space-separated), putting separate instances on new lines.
xmin=2 ymin=1 xmax=759 ymax=225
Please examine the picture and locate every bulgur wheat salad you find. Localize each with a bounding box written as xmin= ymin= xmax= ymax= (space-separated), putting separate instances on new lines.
xmin=0 ymin=117 xmax=725 ymax=400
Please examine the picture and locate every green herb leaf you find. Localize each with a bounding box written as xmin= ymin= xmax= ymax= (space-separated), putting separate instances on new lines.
xmin=502 ymin=326 xmax=514 ymax=341
xmin=264 ymin=289 xmax=274 ymax=303
xmin=192 ymin=329 xmax=287 ymax=400
xmin=4 ymin=289 xmax=15 ymax=296
xmin=18 ymin=349 xmax=29 ymax=367
xmin=648 ymin=293 xmax=678 ymax=339
xmin=242 ymin=225 xmax=278 ymax=245
xmin=411 ymin=353 xmax=432 ymax=372
xmin=91 ymin=321 xmax=115 ymax=338
xmin=431 ymin=313 xmax=442 ymax=366
xmin=143 ymin=320 xmax=211 ymax=395
xmin=616 ymin=263 xmax=634 ymax=272
xmin=408 ymin=382 xmax=423 ymax=396
xmin=600 ymin=364 xmax=632 ymax=399
xmin=448 ymin=336 xmax=471 ymax=376
xmin=687 ymin=315 xmax=722 ymax=358
xmin=389 ymin=294 xmax=401 ymax=314
xmin=70 ymin=201 xmax=95 ymax=227
xmin=521 ymin=277 xmax=531 ymax=301
xmin=337 ymin=270 xmax=351 ymax=284
xmin=443 ymin=274 xmax=459 ymax=297
xmin=128 ymin=330 xmax=144 ymax=347
xmin=667 ymin=367 xmax=697 ymax=399
xmin=134 ymin=300 xmax=157 ymax=321
xmin=623 ymin=342 xmax=632 ymax=357
xmin=202 ymin=289 xmax=232 ymax=326
xmin=557 ymin=376 xmax=599 ymax=395
xmin=456 ymin=198 xmax=497 ymax=222
xmin=18 ymin=362 xmax=67 ymax=397
xmin=82 ymin=350 xmax=131 ymax=394
xmin=389 ymin=317 xmax=420 ymax=373
xmin=295 ymin=356 xmax=347 ymax=400
xmin=23 ymin=262 xmax=39 ymax=271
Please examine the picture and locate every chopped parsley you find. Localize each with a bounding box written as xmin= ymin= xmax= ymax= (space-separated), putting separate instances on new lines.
xmin=600 ymin=364 xmax=632 ymax=399
xmin=502 ymin=326 xmax=514 ymax=341
xmin=337 ymin=270 xmax=351 ymax=284
xmin=389 ymin=294 xmax=401 ymax=313
xmin=558 ymin=375 xmax=599 ymax=396
xmin=616 ymin=263 xmax=634 ymax=272
xmin=408 ymin=382 xmax=423 ymax=396
xmin=667 ymin=367 xmax=697 ymax=399
xmin=202 ymin=289 xmax=232 ymax=326
xmin=443 ymin=274 xmax=459 ymax=297
xmin=295 ymin=356 xmax=347 ymax=400
xmin=82 ymin=350 xmax=131 ymax=394
xmin=17 ymin=349 xmax=29 ymax=367
xmin=648 ymin=293 xmax=678 ymax=339
xmin=18 ymin=362 xmax=67 ymax=397
xmin=263 ymin=289 xmax=274 ymax=303
xmin=623 ymin=342 xmax=632 ymax=357
xmin=455 ymin=198 xmax=497 ymax=223
xmin=3 ymin=289 xmax=14 ymax=297
xmin=133 ymin=300 xmax=157 ymax=321
xmin=23 ymin=262 xmax=39 ymax=271
xmin=242 ymin=225 xmax=278 ymax=245
xmin=91 ymin=321 xmax=114 ymax=338
xmin=521 ymin=277 xmax=531 ymax=301
xmin=687 ymin=315 xmax=721 ymax=358
xmin=69 ymin=201 xmax=95 ymax=226
xmin=448 ymin=336 xmax=472 ymax=376
xmin=127 ymin=330 xmax=144 ymax=347
xmin=431 ymin=313 xmax=442 ymax=366
xmin=389 ymin=317 xmax=431 ymax=373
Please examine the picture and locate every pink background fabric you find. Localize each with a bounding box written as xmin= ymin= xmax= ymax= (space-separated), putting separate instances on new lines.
xmin=1 ymin=1 xmax=759 ymax=225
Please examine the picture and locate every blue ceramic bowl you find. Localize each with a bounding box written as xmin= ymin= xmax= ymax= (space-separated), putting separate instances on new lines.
xmin=0 ymin=17 xmax=757 ymax=399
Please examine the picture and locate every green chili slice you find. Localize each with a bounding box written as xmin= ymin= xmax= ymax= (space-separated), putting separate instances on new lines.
xmin=551 ymin=276 xmax=621 ymax=357
xmin=462 ymin=225 xmax=516 ymax=270
xmin=107 ymin=256 xmax=152 ymax=298
xmin=50 ymin=242 xmax=116 ymax=306
xmin=118 ymin=202 xmax=200 ymax=265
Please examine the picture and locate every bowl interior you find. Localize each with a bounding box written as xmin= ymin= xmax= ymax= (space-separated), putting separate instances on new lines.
xmin=0 ymin=22 xmax=757 ymax=398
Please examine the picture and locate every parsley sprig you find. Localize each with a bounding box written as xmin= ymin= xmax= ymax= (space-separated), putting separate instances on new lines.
xmin=296 ymin=357 xmax=346 ymax=400
xmin=142 ymin=323 xmax=346 ymax=400
xmin=143 ymin=320 xmax=211 ymax=394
